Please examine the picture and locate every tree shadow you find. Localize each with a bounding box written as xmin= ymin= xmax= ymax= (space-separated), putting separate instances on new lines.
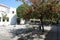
xmin=10 ymin=27 xmax=41 ymax=40
xmin=10 ymin=24 xmax=58 ymax=40
xmin=44 ymin=25 xmax=57 ymax=40
xmin=17 ymin=25 xmax=54 ymax=40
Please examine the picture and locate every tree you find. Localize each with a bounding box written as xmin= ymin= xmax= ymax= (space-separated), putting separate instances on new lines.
xmin=27 ymin=0 xmax=60 ymax=32
xmin=17 ymin=0 xmax=60 ymax=32
xmin=1 ymin=11 xmax=8 ymax=21
xmin=16 ymin=4 xmax=31 ymax=19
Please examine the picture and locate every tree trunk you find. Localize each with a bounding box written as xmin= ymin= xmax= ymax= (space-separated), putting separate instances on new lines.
xmin=39 ymin=14 xmax=44 ymax=32
xmin=39 ymin=21 xmax=41 ymax=31
xmin=41 ymin=18 xmax=44 ymax=32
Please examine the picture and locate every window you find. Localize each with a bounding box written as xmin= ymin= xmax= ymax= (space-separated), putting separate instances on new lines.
xmin=7 ymin=17 xmax=9 ymax=22
xmin=12 ymin=11 xmax=14 ymax=14
xmin=2 ymin=17 xmax=9 ymax=22
xmin=3 ymin=18 xmax=5 ymax=22
xmin=0 ymin=17 xmax=1 ymax=22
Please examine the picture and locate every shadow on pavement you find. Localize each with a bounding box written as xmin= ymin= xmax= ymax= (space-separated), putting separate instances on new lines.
xmin=10 ymin=24 xmax=58 ymax=40
xmin=44 ymin=25 xmax=57 ymax=40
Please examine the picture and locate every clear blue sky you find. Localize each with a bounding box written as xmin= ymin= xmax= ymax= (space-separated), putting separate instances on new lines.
xmin=0 ymin=0 xmax=23 ymax=8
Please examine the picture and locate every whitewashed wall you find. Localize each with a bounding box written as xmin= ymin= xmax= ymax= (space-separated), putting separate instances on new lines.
xmin=0 ymin=4 xmax=17 ymax=25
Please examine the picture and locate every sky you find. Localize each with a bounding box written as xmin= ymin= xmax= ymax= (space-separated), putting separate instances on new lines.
xmin=0 ymin=0 xmax=23 ymax=8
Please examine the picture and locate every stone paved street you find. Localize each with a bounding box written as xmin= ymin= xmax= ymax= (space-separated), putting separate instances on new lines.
xmin=0 ymin=25 xmax=60 ymax=40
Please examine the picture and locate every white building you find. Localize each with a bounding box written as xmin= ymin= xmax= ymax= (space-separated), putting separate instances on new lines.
xmin=0 ymin=4 xmax=17 ymax=25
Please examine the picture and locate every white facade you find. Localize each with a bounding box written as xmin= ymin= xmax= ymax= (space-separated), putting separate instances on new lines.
xmin=0 ymin=4 xmax=17 ymax=25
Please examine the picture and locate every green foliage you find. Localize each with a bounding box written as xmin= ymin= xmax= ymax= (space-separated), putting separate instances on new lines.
xmin=28 ymin=0 xmax=60 ymax=22
xmin=16 ymin=4 xmax=30 ymax=18
xmin=17 ymin=0 xmax=60 ymax=22
xmin=2 ymin=12 xmax=8 ymax=20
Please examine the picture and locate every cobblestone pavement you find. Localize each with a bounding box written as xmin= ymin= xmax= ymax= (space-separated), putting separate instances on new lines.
xmin=13 ymin=25 xmax=52 ymax=40
xmin=0 ymin=25 xmax=60 ymax=40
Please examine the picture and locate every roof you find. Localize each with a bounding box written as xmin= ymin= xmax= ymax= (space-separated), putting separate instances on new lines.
xmin=0 ymin=4 xmax=9 ymax=8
